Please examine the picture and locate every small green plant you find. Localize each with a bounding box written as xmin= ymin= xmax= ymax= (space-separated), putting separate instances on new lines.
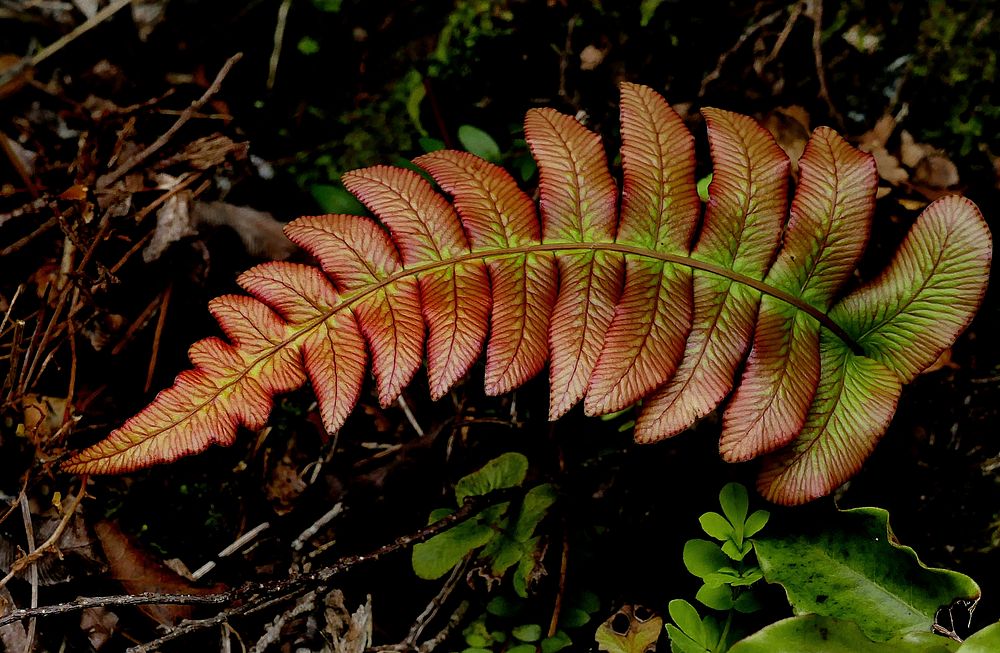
xmin=411 ymin=452 xmax=557 ymax=598
xmin=665 ymin=488 xmax=1000 ymax=652
xmin=665 ymin=483 xmax=769 ymax=652
xmin=461 ymin=592 xmax=600 ymax=653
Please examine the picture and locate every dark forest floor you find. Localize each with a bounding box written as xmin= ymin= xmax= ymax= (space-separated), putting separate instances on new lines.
xmin=0 ymin=1 xmax=998 ymax=651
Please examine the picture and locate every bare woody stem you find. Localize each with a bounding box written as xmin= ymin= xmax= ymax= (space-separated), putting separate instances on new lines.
xmin=0 ymin=487 xmax=520 ymax=631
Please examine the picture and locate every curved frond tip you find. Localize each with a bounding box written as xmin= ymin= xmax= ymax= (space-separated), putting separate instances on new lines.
xmin=64 ymin=84 xmax=992 ymax=505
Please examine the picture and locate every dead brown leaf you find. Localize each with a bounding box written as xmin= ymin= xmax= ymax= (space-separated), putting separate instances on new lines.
xmin=580 ymin=45 xmax=606 ymax=71
xmin=0 ymin=587 xmax=28 ymax=651
xmin=266 ymin=456 xmax=308 ymax=515
xmin=763 ymin=106 xmax=809 ymax=175
xmin=94 ymin=520 xmax=225 ymax=627
xmin=325 ymin=591 xmax=373 ymax=653
xmin=192 ymin=200 xmax=296 ymax=260
xmin=157 ymin=134 xmax=248 ymax=171
xmin=80 ymin=606 xmax=119 ymax=650
xmin=913 ymin=153 xmax=960 ymax=189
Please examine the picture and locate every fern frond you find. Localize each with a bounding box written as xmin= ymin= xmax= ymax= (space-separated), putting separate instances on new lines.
xmin=65 ymin=83 xmax=992 ymax=505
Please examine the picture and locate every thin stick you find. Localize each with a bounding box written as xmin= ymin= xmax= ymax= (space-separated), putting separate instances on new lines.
xmin=27 ymin=0 xmax=137 ymax=71
xmin=110 ymin=291 xmax=165 ymax=356
xmin=145 ymin=283 xmax=172 ymax=392
xmin=267 ymin=0 xmax=292 ymax=91
xmin=191 ymin=521 xmax=271 ymax=581
xmin=19 ymin=495 xmax=37 ymax=653
xmin=397 ymin=395 xmax=425 ymax=437
xmin=0 ymin=131 xmax=38 ymax=198
xmin=131 ymin=172 xmax=203 ymax=225
xmin=762 ymin=1 xmax=805 ymax=65
xmin=98 ymin=53 xmax=243 ymax=190
xmin=0 ymin=217 xmax=58 ymax=257
xmin=291 ymin=503 xmax=343 ymax=552
xmin=698 ymin=5 xmax=788 ymax=97
xmin=807 ymin=0 xmax=844 ymax=127
xmin=418 ymin=600 xmax=469 ymax=653
xmin=0 ymin=488 xmax=519 ymax=631
xmin=65 ymin=297 xmax=79 ymax=422
xmin=0 ymin=481 xmax=88 ymax=591
xmin=404 ymin=559 xmax=468 ymax=648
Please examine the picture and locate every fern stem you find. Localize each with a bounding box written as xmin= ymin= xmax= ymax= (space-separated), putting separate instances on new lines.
xmin=337 ymin=242 xmax=864 ymax=355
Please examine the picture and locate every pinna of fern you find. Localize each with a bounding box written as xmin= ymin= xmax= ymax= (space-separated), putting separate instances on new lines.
xmin=64 ymin=83 xmax=991 ymax=506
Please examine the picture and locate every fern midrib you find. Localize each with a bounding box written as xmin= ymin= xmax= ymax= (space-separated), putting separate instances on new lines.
xmin=101 ymin=241 xmax=862 ymax=455
xmin=343 ymin=242 xmax=860 ymax=352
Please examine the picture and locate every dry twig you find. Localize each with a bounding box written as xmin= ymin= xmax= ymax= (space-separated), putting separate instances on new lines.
xmin=97 ymin=53 xmax=243 ymax=190
xmin=0 ymin=487 xmax=521 ymax=646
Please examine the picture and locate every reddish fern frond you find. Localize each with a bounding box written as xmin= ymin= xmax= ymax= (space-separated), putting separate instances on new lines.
xmin=635 ymin=107 xmax=789 ymax=441
xmin=412 ymin=151 xmax=557 ymax=396
xmin=525 ymin=108 xmax=623 ymax=419
xmin=65 ymin=83 xmax=992 ymax=505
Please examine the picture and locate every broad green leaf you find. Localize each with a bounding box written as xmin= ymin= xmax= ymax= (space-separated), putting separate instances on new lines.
xmin=512 ymin=536 xmax=544 ymax=598
xmin=721 ymin=539 xmax=752 ymax=561
xmin=575 ymin=591 xmax=601 ymax=614
xmin=752 ymin=507 xmax=981 ymax=641
xmin=640 ymin=0 xmax=667 ymax=26
xmin=960 ymin=622 xmax=1000 ymax=651
xmin=542 ymin=631 xmax=573 ymax=653
xmin=419 ymin=136 xmax=446 ymax=153
xmin=743 ymin=510 xmax=769 ymax=538
xmin=428 ymin=507 xmax=454 ymax=523
xmin=683 ymin=539 xmax=729 ymax=579
xmin=297 ymin=36 xmax=319 ymax=55
xmin=512 ymin=624 xmax=543 ymax=642
xmin=665 ymin=625 xmax=711 ymax=653
xmin=732 ymin=590 xmax=762 ymax=613
xmin=597 ymin=605 xmax=664 ymax=653
xmin=486 ymin=595 xmax=521 ymax=617
xmin=719 ymin=482 xmax=749 ymax=535
xmin=455 ymin=452 xmax=529 ymax=504
xmin=696 ymin=173 xmax=712 ymax=202
xmin=699 ymin=512 xmax=734 ymax=541
xmin=309 ymin=183 xmax=367 ymax=215
xmin=695 ymin=582 xmax=733 ymax=610
xmin=513 ymin=483 xmax=557 ymax=541
xmin=508 ymin=645 xmax=537 ymax=653
xmin=458 ymin=124 xmax=502 ymax=163
xmin=668 ymin=600 xmax=705 ymax=644
xmin=560 ymin=608 xmax=591 ymax=628
xmin=728 ymin=615 xmax=959 ymax=653
xmin=411 ymin=520 xmax=495 ymax=579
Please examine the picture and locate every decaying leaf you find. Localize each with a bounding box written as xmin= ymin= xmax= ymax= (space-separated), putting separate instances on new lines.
xmin=0 ymin=501 xmax=104 ymax=586
xmin=94 ymin=520 xmax=224 ymax=626
xmin=192 ymin=200 xmax=296 ymax=260
xmin=80 ymin=607 xmax=119 ymax=650
xmin=0 ymin=587 xmax=28 ymax=651
xmin=325 ymin=590 xmax=373 ymax=653
xmin=595 ymin=604 xmax=663 ymax=653
xmin=65 ymin=84 xmax=991 ymax=506
xmin=144 ymin=184 xmax=296 ymax=262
